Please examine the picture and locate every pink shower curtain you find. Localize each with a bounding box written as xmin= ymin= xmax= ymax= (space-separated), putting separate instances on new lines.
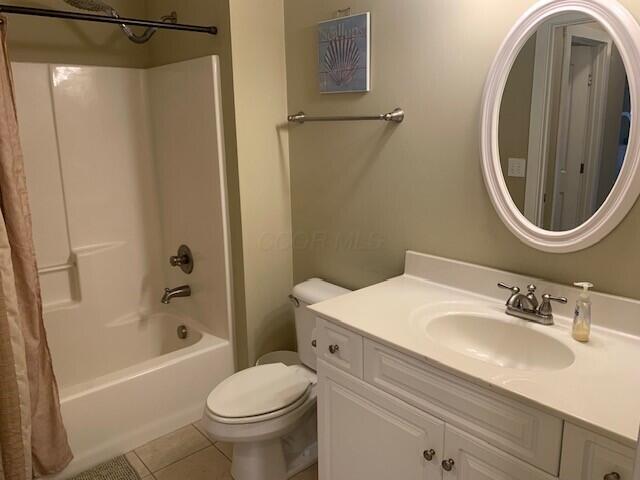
xmin=0 ymin=17 xmax=72 ymax=479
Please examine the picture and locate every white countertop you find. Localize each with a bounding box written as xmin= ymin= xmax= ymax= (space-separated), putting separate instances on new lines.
xmin=309 ymin=252 xmax=640 ymax=447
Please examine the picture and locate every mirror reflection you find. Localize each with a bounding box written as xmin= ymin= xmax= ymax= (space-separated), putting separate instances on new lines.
xmin=499 ymin=12 xmax=631 ymax=231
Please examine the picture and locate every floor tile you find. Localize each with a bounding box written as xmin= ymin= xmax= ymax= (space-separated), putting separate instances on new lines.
xmin=192 ymin=420 xmax=213 ymax=443
xmin=153 ymin=446 xmax=232 ymax=480
xmin=214 ymin=441 xmax=233 ymax=460
xmin=135 ymin=425 xmax=210 ymax=472
xmin=291 ymin=463 xmax=318 ymax=480
xmin=125 ymin=451 xmax=152 ymax=478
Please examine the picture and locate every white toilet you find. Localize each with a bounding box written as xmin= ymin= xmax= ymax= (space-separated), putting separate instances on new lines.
xmin=202 ymin=278 xmax=349 ymax=480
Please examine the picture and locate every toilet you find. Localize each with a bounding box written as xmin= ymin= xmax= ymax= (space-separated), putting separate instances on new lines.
xmin=202 ymin=278 xmax=349 ymax=480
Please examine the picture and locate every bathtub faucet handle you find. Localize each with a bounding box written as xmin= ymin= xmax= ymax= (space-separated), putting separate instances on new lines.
xmin=169 ymin=255 xmax=188 ymax=266
xmin=169 ymin=245 xmax=193 ymax=274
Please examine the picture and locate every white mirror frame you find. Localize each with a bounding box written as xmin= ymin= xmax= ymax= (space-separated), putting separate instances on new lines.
xmin=481 ymin=0 xmax=640 ymax=253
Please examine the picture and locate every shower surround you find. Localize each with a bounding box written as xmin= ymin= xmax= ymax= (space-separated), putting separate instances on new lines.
xmin=12 ymin=56 xmax=234 ymax=477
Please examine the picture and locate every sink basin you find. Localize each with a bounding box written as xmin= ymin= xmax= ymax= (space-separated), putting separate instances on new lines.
xmin=423 ymin=311 xmax=575 ymax=372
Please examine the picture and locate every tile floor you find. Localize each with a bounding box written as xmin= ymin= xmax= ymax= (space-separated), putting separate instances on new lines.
xmin=125 ymin=423 xmax=318 ymax=480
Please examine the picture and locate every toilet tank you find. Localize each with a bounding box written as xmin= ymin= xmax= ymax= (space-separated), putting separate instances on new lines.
xmin=291 ymin=278 xmax=350 ymax=370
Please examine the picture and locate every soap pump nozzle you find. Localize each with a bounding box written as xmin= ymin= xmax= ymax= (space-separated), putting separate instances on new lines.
xmin=574 ymin=281 xmax=593 ymax=297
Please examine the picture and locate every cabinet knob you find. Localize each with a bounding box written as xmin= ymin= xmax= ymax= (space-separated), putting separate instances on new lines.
xmin=311 ymin=339 xmax=317 ymax=347
xmin=423 ymin=449 xmax=436 ymax=461
xmin=328 ymin=344 xmax=340 ymax=354
xmin=604 ymin=473 xmax=621 ymax=480
xmin=441 ymin=458 xmax=455 ymax=471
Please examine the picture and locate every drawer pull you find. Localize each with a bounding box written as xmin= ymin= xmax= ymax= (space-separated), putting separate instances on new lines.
xmin=604 ymin=474 xmax=621 ymax=480
xmin=328 ymin=344 xmax=340 ymax=354
xmin=311 ymin=339 xmax=317 ymax=347
xmin=441 ymin=458 xmax=455 ymax=471
xmin=423 ymin=449 xmax=436 ymax=461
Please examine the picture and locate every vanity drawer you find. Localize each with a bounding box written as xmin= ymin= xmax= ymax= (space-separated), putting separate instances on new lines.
xmin=364 ymin=339 xmax=563 ymax=475
xmin=316 ymin=318 xmax=363 ymax=378
xmin=560 ymin=423 xmax=635 ymax=480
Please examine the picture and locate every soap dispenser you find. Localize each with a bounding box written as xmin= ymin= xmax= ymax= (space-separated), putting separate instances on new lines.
xmin=572 ymin=282 xmax=593 ymax=342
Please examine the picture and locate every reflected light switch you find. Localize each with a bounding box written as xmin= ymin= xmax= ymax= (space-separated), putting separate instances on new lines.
xmin=508 ymin=157 xmax=526 ymax=178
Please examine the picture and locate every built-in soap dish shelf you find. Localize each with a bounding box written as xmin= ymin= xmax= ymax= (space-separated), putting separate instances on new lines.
xmin=39 ymin=258 xmax=80 ymax=311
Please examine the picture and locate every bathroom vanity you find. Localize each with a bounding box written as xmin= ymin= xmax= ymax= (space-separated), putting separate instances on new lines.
xmin=310 ymin=251 xmax=640 ymax=480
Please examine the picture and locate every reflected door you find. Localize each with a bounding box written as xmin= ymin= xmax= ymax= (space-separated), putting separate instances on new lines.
xmin=551 ymin=25 xmax=612 ymax=230
xmin=553 ymin=44 xmax=594 ymax=229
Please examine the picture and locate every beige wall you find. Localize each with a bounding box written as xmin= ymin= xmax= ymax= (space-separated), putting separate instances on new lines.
xmin=229 ymin=0 xmax=294 ymax=366
xmin=284 ymin=0 xmax=640 ymax=301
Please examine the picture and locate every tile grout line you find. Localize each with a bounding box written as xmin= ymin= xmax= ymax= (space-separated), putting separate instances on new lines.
xmin=212 ymin=442 xmax=232 ymax=461
xmin=191 ymin=422 xmax=214 ymax=445
xmin=150 ymin=443 xmax=214 ymax=475
xmin=191 ymin=423 xmax=214 ymax=445
xmin=131 ymin=450 xmax=153 ymax=478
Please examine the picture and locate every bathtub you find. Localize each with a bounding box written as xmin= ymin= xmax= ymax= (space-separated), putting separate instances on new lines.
xmin=46 ymin=312 xmax=234 ymax=478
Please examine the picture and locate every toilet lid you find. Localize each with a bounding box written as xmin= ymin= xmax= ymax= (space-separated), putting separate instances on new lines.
xmin=206 ymin=363 xmax=312 ymax=418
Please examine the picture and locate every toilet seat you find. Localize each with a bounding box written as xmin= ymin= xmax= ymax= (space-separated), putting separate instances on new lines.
xmin=207 ymin=387 xmax=311 ymax=425
xmin=206 ymin=363 xmax=312 ymax=424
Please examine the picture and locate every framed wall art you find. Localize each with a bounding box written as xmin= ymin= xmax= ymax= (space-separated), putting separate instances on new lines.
xmin=318 ymin=12 xmax=371 ymax=93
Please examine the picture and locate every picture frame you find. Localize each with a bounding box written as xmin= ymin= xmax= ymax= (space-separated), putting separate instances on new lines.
xmin=318 ymin=12 xmax=371 ymax=93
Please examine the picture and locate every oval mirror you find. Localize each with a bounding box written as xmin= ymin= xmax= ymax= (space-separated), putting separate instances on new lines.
xmin=481 ymin=0 xmax=640 ymax=252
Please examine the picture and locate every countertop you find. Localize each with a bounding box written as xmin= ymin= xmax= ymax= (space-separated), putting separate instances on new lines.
xmin=310 ymin=272 xmax=640 ymax=447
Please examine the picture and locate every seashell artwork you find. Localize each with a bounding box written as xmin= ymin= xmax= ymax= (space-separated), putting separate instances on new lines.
xmin=318 ymin=12 xmax=370 ymax=93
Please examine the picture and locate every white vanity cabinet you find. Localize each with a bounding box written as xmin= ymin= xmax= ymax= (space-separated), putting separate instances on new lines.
xmin=316 ymin=318 xmax=637 ymax=480
xmin=318 ymin=361 xmax=445 ymax=480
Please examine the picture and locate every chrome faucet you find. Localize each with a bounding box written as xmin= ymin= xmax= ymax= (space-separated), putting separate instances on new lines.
xmin=497 ymin=282 xmax=567 ymax=325
xmin=161 ymin=285 xmax=191 ymax=304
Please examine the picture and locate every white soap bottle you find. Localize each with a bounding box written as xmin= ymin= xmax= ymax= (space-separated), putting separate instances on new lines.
xmin=572 ymin=282 xmax=593 ymax=342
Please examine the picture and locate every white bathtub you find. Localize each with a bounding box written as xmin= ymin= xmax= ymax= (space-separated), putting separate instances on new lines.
xmin=47 ymin=313 xmax=234 ymax=478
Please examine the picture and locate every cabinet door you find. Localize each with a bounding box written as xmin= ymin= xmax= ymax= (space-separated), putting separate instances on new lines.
xmin=560 ymin=423 xmax=635 ymax=480
xmin=442 ymin=425 xmax=556 ymax=480
xmin=318 ymin=360 xmax=444 ymax=480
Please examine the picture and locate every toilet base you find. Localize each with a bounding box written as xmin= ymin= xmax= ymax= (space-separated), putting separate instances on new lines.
xmin=231 ymin=439 xmax=288 ymax=480
xmin=224 ymin=409 xmax=317 ymax=480
xmin=230 ymin=438 xmax=317 ymax=480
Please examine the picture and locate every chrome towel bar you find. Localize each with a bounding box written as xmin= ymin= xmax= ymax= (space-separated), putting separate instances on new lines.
xmin=287 ymin=107 xmax=404 ymax=124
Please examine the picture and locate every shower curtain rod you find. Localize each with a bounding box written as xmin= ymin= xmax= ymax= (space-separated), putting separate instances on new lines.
xmin=0 ymin=4 xmax=217 ymax=35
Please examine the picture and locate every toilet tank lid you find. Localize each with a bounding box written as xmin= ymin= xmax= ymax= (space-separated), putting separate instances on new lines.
xmin=292 ymin=278 xmax=350 ymax=305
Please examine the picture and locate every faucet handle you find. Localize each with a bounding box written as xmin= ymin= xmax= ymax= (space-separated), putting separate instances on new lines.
xmin=537 ymin=293 xmax=568 ymax=318
xmin=542 ymin=293 xmax=567 ymax=303
xmin=498 ymin=282 xmax=520 ymax=293
xmin=498 ymin=282 xmax=522 ymax=309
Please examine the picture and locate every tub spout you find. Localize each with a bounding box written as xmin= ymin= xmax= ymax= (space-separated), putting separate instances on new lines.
xmin=161 ymin=285 xmax=191 ymax=304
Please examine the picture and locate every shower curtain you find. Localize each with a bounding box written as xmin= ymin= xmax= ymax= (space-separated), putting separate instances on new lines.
xmin=0 ymin=17 xmax=72 ymax=479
